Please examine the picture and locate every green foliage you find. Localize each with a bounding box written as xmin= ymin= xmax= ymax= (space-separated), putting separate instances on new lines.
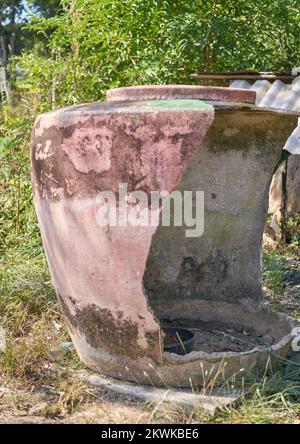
xmin=0 ymin=1 xmax=24 ymax=63
xmin=0 ymin=115 xmax=39 ymax=251
xmin=12 ymin=0 xmax=300 ymax=113
xmin=286 ymin=214 xmax=300 ymax=245
xmin=263 ymin=251 xmax=284 ymax=296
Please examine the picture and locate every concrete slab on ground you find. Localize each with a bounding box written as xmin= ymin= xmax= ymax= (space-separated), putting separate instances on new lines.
xmin=86 ymin=374 xmax=243 ymax=416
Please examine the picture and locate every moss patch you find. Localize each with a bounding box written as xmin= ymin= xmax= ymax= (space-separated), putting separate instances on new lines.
xmin=145 ymin=99 xmax=214 ymax=112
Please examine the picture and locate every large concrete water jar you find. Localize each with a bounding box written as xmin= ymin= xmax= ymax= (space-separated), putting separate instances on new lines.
xmin=31 ymin=86 xmax=298 ymax=387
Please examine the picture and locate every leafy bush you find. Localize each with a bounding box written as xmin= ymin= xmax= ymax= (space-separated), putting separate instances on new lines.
xmin=0 ymin=115 xmax=38 ymax=251
xmin=11 ymin=0 xmax=300 ymax=113
xmin=263 ymin=251 xmax=284 ymax=296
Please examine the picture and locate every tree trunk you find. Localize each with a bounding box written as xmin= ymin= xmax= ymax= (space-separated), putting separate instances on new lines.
xmin=0 ymin=29 xmax=7 ymax=66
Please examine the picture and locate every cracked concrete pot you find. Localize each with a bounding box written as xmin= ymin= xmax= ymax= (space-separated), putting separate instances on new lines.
xmin=31 ymin=86 xmax=298 ymax=387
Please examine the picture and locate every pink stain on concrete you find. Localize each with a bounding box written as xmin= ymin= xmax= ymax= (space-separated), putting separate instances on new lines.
xmin=107 ymin=84 xmax=256 ymax=104
xmin=31 ymin=100 xmax=215 ymax=363
xmin=34 ymin=198 xmax=159 ymax=347
xmin=61 ymin=127 xmax=112 ymax=174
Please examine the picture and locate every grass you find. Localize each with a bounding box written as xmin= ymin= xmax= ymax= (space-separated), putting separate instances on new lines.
xmin=263 ymin=251 xmax=284 ymax=297
xmin=0 ymin=243 xmax=90 ymax=420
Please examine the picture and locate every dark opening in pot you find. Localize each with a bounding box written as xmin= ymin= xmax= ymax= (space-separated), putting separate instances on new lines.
xmin=163 ymin=326 xmax=195 ymax=355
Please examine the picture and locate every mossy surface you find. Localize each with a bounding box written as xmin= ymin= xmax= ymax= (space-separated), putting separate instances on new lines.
xmin=145 ymin=99 xmax=214 ymax=112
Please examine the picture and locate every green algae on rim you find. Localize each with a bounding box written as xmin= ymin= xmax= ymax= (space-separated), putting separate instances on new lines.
xmin=144 ymin=99 xmax=214 ymax=112
xmin=35 ymin=99 xmax=215 ymax=125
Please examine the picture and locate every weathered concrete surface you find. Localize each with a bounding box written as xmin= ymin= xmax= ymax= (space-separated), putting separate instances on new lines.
xmin=266 ymin=79 xmax=300 ymax=235
xmin=31 ymin=87 xmax=298 ymax=387
xmin=81 ymin=303 xmax=294 ymax=387
xmin=144 ymin=109 xmax=297 ymax=312
xmin=86 ymin=374 xmax=243 ymax=415
xmin=107 ymin=84 xmax=256 ymax=104
xmin=230 ymin=78 xmax=300 ymax=225
xmin=31 ymin=99 xmax=214 ymax=370
xmin=269 ymin=155 xmax=300 ymax=216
